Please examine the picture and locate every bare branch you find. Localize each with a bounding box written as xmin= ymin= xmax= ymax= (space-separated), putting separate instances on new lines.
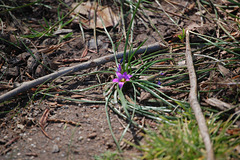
xmin=0 ymin=42 xmax=165 ymax=103
xmin=185 ymin=30 xmax=215 ymax=160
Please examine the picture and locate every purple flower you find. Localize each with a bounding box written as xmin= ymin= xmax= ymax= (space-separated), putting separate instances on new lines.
xmin=157 ymin=80 xmax=161 ymax=85
xmin=117 ymin=64 xmax=121 ymax=73
xmin=113 ymin=65 xmax=132 ymax=88
xmin=113 ymin=72 xmax=132 ymax=88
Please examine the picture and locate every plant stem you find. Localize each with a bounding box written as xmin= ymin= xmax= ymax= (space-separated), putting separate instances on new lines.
xmin=185 ymin=30 xmax=215 ymax=160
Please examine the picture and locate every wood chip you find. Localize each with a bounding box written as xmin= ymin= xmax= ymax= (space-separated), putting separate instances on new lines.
xmin=218 ymin=64 xmax=231 ymax=77
xmin=204 ymin=98 xmax=233 ymax=110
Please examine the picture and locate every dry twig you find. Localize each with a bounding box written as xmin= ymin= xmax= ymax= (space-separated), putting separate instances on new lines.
xmin=39 ymin=108 xmax=52 ymax=139
xmin=185 ymin=30 xmax=214 ymax=160
xmin=0 ymin=42 xmax=165 ymax=103
xmin=0 ymin=136 xmax=20 ymax=155
xmin=47 ymin=119 xmax=80 ymax=126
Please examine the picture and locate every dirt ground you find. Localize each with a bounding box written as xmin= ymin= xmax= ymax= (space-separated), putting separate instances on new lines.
xmin=0 ymin=0 xmax=238 ymax=160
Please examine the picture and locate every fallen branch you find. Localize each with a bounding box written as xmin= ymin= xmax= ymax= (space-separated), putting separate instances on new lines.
xmin=185 ymin=30 xmax=215 ymax=160
xmin=0 ymin=42 xmax=165 ymax=103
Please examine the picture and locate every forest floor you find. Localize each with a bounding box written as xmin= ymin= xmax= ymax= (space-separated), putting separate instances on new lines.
xmin=0 ymin=0 xmax=239 ymax=160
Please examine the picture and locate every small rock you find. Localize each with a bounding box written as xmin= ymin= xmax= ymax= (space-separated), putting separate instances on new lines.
xmin=16 ymin=52 xmax=30 ymax=64
xmin=55 ymin=137 xmax=61 ymax=141
xmin=52 ymin=144 xmax=60 ymax=153
xmin=30 ymin=143 xmax=36 ymax=148
xmin=31 ymin=128 xmax=37 ymax=132
xmin=78 ymin=136 xmax=83 ymax=141
xmin=106 ymin=141 xmax=113 ymax=149
xmin=35 ymin=64 xmax=45 ymax=77
xmin=17 ymin=124 xmax=25 ymax=130
xmin=88 ymin=39 xmax=98 ymax=50
xmin=87 ymin=133 xmax=97 ymax=139
xmin=64 ymin=0 xmax=71 ymax=3
xmin=33 ymin=110 xmax=40 ymax=117
xmin=0 ymin=139 xmax=6 ymax=144
xmin=84 ymin=114 xmax=89 ymax=118
xmin=20 ymin=133 xmax=27 ymax=137
xmin=5 ymin=66 xmax=19 ymax=77
xmin=27 ymin=52 xmax=41 ymax=74
xmin=63 ymin=106 xmax=69 ymax=109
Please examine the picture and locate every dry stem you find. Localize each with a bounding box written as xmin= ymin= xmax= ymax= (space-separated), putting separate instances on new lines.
xmin=0 ymin=42 xmax=165 ymax=103
xmin=185 ymin=30 xmax=214 ymax=160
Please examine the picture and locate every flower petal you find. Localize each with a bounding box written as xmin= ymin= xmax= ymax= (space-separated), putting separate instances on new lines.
xmin=127 ymin=74 xmax=132 ymax=79
xmin=160 ymin=72 xmax=166 ymax=76
xmin=112 ymin=78 xmax=119 ymax=82
xmin=122 ymin=72 xmax=132 ymax=80
xmin=116 ymin=72 xmax=123 ymax=78
xmin=118 ymin=82 xmax=125 ymax=88
xmin=117 ymin=64 xmax=121 ymax=72
xmin=122 ymin=72 xmax=128 ymax=78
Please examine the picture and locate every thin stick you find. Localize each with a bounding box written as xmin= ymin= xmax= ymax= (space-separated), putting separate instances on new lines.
xmin=0 ymin=42 xmax=165 ymax=103
xmin=185 ymin=30 xmax=214 ymax=160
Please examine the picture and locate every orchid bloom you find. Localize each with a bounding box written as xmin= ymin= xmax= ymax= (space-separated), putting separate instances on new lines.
xmin=112 ymin=64 xmax=132 ymax=88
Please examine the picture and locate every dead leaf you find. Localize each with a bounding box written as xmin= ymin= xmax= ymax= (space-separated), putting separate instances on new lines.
xmin=186 ymin=22 xmax=201 ymax=31
xmin=140 ymin=90 xmax=152 ymax=102
xmin=178 ymin=60 xmax=186 ymax=66
xmin=53 ymin=29 xmax=73 ymax=35
xmin=38 ymin=43 xmax=64 ymax=55
xmin=71 ymin=2 xmax=119 ymax=29
xmin=195 ymin=10 xmax=206 ymax=16
xmin=71 ymin=94 xmax=85 ymax=98
xmin=6 ymin=26 xmax=18 ymax=32
xmin=226 ymin=128 xmax=240 ymax=135
xmin=204 ymin=98 xmax=233 ymax=110
xmin=218 ymin=64 xmax=231 ymax=77
xmin=38 ymin=37 xmax=77 ymax=55
xmin=158 ymin=86 xmax=174 ymax=93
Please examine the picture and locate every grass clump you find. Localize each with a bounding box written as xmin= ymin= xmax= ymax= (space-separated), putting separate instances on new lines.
xmin=94 ymin=151 xmax=123 ymax=160
xmin=95 ymin=114 xmax=240 ymax=160
xmin=132 ymin=114 xmax=240 ymax=160
xmin=134 ymin=118 xmax=205 ymax=160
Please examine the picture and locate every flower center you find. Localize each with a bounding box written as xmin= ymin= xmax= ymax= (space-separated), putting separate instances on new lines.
xmin=120 ymin=78 xmax=126 ymax=82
